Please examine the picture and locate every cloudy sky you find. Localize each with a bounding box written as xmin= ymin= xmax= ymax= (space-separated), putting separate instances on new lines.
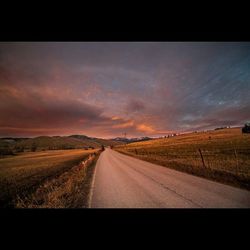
xmin=0 ymin=42 xmax=250 ymax=138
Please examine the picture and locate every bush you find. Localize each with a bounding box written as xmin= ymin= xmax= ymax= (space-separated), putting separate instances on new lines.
xmin=0 ymin=147 xmax=14 ymax=156
xmin=14 ymin=146 xmax=24 ymax=153
xmin=31 ymin=143 xmax=37 ymax=152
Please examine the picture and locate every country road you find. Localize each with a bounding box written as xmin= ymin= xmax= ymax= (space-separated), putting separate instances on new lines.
xmin=90 ymin=148 xmax=250 ymax=208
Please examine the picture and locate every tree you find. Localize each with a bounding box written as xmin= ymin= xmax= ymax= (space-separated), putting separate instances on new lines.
xmin=15 ymin=145 xmax=24 ymax=153
xmin=0 ymin=146 xmax=14 ymax=156
xmin=31 ymin=143 xmax=37 ymax=152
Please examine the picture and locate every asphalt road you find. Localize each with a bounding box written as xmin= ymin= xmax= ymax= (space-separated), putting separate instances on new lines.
xmin=90 ymin=148 xmax=250 ymax=208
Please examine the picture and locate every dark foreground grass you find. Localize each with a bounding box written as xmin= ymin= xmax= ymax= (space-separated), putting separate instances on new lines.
xmin=115 ymin=128 xmax=250 ymax=190
xmin=0 ymin=149 xmax=97 ymax=207
xmin=16 ymin=152 xmax=100 ymax=208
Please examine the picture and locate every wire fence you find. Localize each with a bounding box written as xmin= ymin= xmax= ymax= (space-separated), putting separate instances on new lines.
xmin=124 ymin=146 xmax=250 ymax=176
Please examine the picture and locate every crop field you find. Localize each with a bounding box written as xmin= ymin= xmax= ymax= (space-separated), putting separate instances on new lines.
xmin=0 ymin=149 xmax=97 ymax=207
xmin=115 ymin=128 xmax=250 ymax=190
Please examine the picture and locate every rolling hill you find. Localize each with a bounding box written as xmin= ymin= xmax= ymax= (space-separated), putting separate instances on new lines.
xmin=0 ymin=135 xmax=124 ymax=154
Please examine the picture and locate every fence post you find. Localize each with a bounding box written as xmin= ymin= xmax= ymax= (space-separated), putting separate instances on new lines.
xmin=198 ymin=148 xmax=206 ymax=168
xmin=234 ymin=148 xmax=239 ymax=175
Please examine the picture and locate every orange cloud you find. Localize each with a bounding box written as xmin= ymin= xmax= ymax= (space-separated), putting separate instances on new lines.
xmin=136 ymin=124 xmax=155 ymax=133
xmin=111 ymin=116 xmax=120 ymax=121
xmin=112 ymin=120 xmax=134 ymax=129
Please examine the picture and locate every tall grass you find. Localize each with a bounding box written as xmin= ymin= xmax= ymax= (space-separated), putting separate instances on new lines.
xmin=16 ymin=153 xmax=100 ymax=208
xmin=0 ymin=149 xmax=97 ymax=207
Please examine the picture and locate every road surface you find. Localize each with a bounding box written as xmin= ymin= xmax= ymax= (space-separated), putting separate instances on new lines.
xmin=90 ymin=148 xmax=250 ymax=208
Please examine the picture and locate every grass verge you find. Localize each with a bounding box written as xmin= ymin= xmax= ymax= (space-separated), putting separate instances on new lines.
xmin=15 ymin=152 xmax=100 ymax=208
xmin=0 ymin=149 xmax=97 ymax=207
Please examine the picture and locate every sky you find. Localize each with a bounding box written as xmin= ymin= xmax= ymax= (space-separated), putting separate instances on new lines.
xmin=0 ymin=42 xmax=250 ymax=138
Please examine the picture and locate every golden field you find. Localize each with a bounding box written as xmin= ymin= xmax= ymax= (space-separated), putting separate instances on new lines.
xmin=0 ymin=149 xmax=98 ymax=207
xmin=115 ymin=128 xmax=250 ymax=190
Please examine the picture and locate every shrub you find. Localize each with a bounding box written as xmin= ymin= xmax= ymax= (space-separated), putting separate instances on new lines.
xmin=31 ymin=143 xmax=37 ymax=152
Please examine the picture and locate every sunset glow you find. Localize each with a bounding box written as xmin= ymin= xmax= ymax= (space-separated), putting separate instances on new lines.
xmin=0 ymin=42 xmax=250 ymax=138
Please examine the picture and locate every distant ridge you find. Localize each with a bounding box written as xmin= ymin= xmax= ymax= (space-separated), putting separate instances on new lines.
xmin=0 ymin=135 xmax=125 ymax=153
xmin=112 ymin=136 xmax=152 ymax=143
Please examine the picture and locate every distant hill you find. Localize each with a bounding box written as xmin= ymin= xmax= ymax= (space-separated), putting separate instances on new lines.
xmin=68 ymin=135 xmax=90 ymax=140
xmin=0 ymin=135 xmax=124 ymax=154
xmin=112 ymin=137 xmax=152 ymax=143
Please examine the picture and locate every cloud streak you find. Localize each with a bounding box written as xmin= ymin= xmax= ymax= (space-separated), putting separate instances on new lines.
xmin=0 ymin=42 xmax=250 ymax=138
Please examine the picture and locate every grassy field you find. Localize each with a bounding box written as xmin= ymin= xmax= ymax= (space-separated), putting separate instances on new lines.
xmin=16 ymin=152 xmax=100 ymax=208
xmin=115 ymin=128 xmax=250 ymax=190
xmin=0 ymin=149 xmax=98 ymax=207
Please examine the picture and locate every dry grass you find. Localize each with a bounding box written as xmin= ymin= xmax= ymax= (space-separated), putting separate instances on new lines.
xmin=0 ymin=149 xmax=97 ymax=207
xmin=115 ymin=128 xmax=250 ymax=190
xmin=16 ymin=153 xmax=100 ymax=208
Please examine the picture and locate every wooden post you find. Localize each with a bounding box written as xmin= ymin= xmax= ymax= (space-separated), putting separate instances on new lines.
xmin=206 ymin=157 xmax=211 ymax=169
xmin=234 ymin=148 xmax=239 ymax=175
xmin=199 ymin=148 xmax=206 ymax=168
